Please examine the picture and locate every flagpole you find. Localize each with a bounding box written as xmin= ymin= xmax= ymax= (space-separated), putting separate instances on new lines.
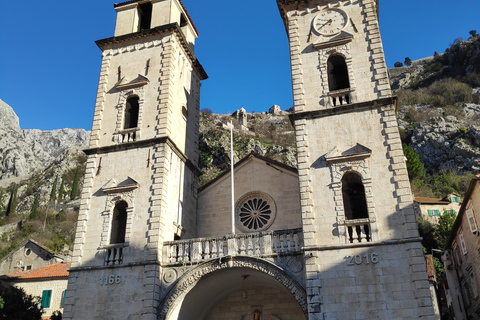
xmin=230 ymin=121 xmax=235 ymax=235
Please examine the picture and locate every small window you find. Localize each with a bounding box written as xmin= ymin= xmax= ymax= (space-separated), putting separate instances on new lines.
xmin=25 ymin=248 xmax=31 ymax=256
xmin=110 ymin=201 xmax=128 ymax=244
xmin=41 ymin=290 xmax=52 ymax=308
xmin=466 ymin=208 xmax=478 ymax=233
xmin=138 ymin=2 xmax=152 ymax=31
xmin=327 ymin=55 xmax=350 ymax=91
xmin=459 ymin=233 xmax=467 ymax=255
xmin=342 ymin=172 xmax=368 ymax=220
xmin=124 ymin=97 xmax=139 ymax=130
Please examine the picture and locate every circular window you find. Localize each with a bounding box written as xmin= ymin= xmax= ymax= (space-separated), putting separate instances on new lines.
xmin=235 ymin=192 xmax=276 ymax=232
xmin=25 ymin=248 xmax=31 ymax=256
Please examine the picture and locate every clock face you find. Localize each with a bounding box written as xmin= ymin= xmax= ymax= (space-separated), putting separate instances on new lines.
xmin=313 ymin=9 xmax=348 ymax=36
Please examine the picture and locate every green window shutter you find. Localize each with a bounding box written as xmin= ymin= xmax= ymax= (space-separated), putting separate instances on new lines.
xmin=436 ymin=210 xmax=440 ymax=216
xmin=453 ymin=210 xmax=457 ymax=216
xmin=41 ymin=290 xmax=52 ymax=308
xmin=456 ymin=197 xmax=461 ymax=203
xmin=428 ymin=210 xmax=432 ymax=216
xmin=62 ymin=290 xmax=66 ymax=307
xmin=450 ymin=197 xmax=454 ymax=202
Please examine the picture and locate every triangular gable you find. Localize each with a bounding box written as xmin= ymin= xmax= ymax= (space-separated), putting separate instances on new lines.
xmin=199 ymin=152 xmax=297 ymax=194
xmin=115 ymin=74 xmax=149 ymax=90
xmin=325 ymin=143 xmax=372 ymax=163
xmin=102 ymin=177 xmax=139 ymax=193
xmin=0 ymin=239 xmax=58 ymax=266
xmin=313 ymin=31 xmax=354 ymax=49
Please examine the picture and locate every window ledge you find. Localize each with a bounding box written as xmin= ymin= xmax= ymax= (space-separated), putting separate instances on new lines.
xmin=99 ymin=243 xmax=129 ymax=250
xmin=338 ymin=217 xmax=376 ymax=225
xmin=116 ymin=127 xmax=139 ymax=134
xmin=327 ymin=87 xmax=355 ymax=96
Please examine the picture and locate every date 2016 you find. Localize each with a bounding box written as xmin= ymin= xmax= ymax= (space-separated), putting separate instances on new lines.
xmin=346 ymin=253 xmax=379 ymax=266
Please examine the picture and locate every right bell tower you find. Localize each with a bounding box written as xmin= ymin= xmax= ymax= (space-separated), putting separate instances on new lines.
xmin=277 ymin=0 xmax=436 ymax=319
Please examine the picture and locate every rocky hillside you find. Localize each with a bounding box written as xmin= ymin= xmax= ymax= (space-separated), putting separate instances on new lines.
xmin=0 ymin=99 xmax=89 ymax=185
xmin=198 ymin=106 xmax=296 ymax=186
xmin=390 ymin=34 xmax=480 ymax=177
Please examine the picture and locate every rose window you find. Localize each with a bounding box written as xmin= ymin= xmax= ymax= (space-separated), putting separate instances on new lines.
xmin=235 ymin=192 xmax=276 ymax=232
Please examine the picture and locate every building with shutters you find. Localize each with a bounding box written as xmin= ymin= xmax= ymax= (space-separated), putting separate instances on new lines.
xmin=441 ymin=176 xmax=480 ymax=320
xmin=3 ymin=262 xmax=70 ymax=318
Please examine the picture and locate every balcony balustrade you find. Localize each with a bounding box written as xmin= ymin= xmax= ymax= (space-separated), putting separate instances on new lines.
xmin=162 ymin=228 xmax=303 ymax=265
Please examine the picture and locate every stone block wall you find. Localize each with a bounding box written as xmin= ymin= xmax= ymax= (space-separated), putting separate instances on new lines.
xmin=197 ymin=157 xmax=302 ymax=237
xmin=305 ymin=242 xmax=435 ymax=319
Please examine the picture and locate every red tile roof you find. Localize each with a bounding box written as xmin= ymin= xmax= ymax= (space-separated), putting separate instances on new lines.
xmin=7 ymin=263 xmax=70 ymax=280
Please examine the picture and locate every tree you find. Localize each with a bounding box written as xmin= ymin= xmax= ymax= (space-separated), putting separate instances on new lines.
xmin=5 ymin=185 xmax=18 ymax=216
xmin=29 ymin=194 xmax=40 ymax=220
xmin=404 ymin=57 xmax=412 ymax=66
xmin=434 ymin=214 xmax=456 ymax=250
xmin=58 ymin=176 xmax=66 ymax=202
xmin=70 ymin=168 xmax=80 ymax=200
xmin=0 ymin=284 xmax=43 ymax=319
xmin=50 ymin=176 xmax=58 ymax=202
xmin=51 ymin=310 xmax=62 ymax=320
xmin=402 ymin=143 xmax=424 ymax=179
xmin=469 ymin=30 xmax=477 ymax=38
xmin=394 ymin=61 xmax=403 ymax=68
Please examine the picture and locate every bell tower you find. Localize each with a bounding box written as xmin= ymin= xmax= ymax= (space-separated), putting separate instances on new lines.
xmin=277 ymin=0 xmax=436 ymax=319
xmin=63 ymin=0 xmax=207 ymax=319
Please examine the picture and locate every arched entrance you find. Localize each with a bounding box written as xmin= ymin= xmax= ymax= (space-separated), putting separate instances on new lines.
xmin=159 ymin=257 xmax=307 ymax=320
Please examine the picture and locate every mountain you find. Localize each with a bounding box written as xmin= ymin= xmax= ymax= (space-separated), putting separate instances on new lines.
xmin=0 ymin=99 xmax=90 ymax=186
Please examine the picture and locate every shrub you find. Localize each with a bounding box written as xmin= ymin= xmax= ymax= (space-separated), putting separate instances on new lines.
xmin=394 ymin=61 xmax=403 ymax=68
xmin=402 ymin=143 xmax=424 ymax=179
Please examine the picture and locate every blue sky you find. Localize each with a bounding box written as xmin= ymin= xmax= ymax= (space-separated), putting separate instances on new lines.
xmin=0 ymin=0 xmax=479 ymax=131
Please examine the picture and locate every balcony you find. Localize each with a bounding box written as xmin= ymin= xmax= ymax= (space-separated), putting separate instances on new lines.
xmin=339 ymin=218 xmax=374 ymax=244
xmin=327 ymin=88 xmax=354 ymax=107
xmin=162 ymin=228 xmax=303 ymax=265
xmin=114 ymin=127 xmax=139 ymax=144
xmin=103 ymin=243 xmax=126 ymax=265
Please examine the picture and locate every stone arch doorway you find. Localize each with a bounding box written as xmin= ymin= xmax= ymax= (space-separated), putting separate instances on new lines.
xmin=159 ymin=257 xmax=307 ymax=320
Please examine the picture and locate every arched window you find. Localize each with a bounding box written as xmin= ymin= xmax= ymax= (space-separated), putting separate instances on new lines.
xmin=110 ymin=201 xmax=128 ymax=244
xmin=327 ymin=55 xmax=350 ymax=91
xmin=342 ymin=172 xmax=368 ymax=220
xmin=124 ymin=97 xmax=139 ymax=129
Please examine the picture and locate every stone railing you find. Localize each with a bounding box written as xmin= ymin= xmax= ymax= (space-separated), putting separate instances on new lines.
xmin=162 ymin=228 xmax=303 ymax=265
xmin=103 ymin=244 xmax=125 ymax=265
xmin=343 ymin=218 xmax=372 ymax=244
xmin=328 ymin=88 xmax=353 ymax=107
xmin=114 ymin=128 xmax=139 ymax=144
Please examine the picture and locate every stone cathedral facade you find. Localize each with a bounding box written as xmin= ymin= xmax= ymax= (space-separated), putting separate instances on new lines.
xmin=63 ymin=0 xmax=437 ymax=319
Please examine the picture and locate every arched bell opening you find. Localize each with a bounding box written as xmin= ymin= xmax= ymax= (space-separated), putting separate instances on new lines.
xmin=160 ymin=258 xmax=307 ymax=320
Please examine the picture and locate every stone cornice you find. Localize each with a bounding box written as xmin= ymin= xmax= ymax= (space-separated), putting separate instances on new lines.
xmin=83 ymin=136 xmax=201 ymax=176
xmin=95 ymin=23 xmax=207 ymax=80
xmin=289 ymin=96 xmax=397 ymax=123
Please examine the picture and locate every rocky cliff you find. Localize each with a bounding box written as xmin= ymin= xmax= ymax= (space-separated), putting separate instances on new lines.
xmin=0 ymin=99 xmax=90 ymax=185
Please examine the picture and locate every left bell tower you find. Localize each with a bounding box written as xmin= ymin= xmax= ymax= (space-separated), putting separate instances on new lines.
xmin=63 ymin=1 xmax=207 ymax=319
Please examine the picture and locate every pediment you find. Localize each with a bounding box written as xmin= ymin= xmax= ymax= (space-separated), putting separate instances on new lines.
xmin=102 ymin=177 xmax=139 ymax=193
xmin=115 ymin=74 xmax=149 ymax=90
xmin=313 ymin=31 xmax=354 ymax=49
xmin=325 ymin=143 xmax=371 ymax=163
